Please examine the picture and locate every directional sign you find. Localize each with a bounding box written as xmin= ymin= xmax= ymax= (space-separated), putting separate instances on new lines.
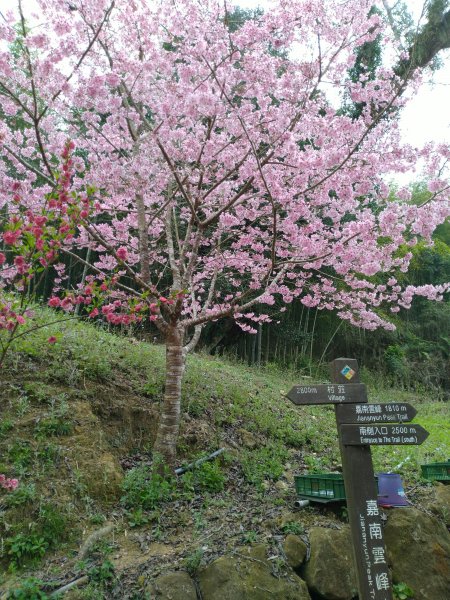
xmin=331 ymin=359 xmax=393 ymax=600
xmin=340 ymin=423 xmax=429 ymax=446
xmin=287 ymin=383 xmax=367 ymax=405
xmin=336 ymin=403 xmax=417 ymax=424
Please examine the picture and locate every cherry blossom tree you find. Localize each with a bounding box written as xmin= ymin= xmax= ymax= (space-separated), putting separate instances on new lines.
xmin=0 ymin=0 xmax=449 ymax=465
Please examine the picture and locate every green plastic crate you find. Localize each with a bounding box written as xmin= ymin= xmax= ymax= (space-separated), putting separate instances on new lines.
xmin=295 ymin=473 xmax=346 ymax=502
xmin=421 ymin=461 xmax=450 ymax=482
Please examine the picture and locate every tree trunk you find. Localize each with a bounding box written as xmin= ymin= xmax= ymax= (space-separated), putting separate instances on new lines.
xmin=153 ymin=326 xmax=185 ymax=466
xmin=256 ymin=322 xmax=262 ymax=368
xmin=251 ymin=333 xmax=256 ymax=366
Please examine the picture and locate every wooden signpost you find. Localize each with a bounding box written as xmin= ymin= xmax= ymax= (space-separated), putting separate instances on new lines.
xmin=288 ymin=357 xmax=430 ymax=600
xmin=340 ymin=423 xmax=429 ymax=446
xmin=287 ymin=383 xmax=367 ymax=405
xmin=336 ymin=403 xmax=417 ymax=424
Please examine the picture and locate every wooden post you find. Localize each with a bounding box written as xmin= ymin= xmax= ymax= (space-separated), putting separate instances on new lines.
xmin=331 ymin=358 xmax=393 ymax=600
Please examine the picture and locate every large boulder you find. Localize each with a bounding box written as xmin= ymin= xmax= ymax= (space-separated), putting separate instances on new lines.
xmin=146 ymin=571 xmax=197 ymax=600
xmin=284 ymin=534 xmax=308 ymax=570
xmin=428 ymin=483 xmax=450 ymax=527
xmin=198 ymin=553 xmax=311 ymax=600
xmin=302 ymin=526 xmax=357 ymax=600
xmin=384 ymin=507 xmax=450 ymax=600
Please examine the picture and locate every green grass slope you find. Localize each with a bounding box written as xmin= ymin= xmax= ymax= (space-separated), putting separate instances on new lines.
xmin=0 ymin=307 xmax=448 ymax=597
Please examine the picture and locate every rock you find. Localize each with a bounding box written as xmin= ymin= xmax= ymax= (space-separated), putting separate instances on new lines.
xmin=147 ymin=571 xmax=197 ymax=600
xmin=275 ymin=480 xmax=289 ymax=492
xmin=81 ymin=451 xmax=124 ymax=502
xmin=235 ymin=544 xmax=270 ymax=563
xmin=384 ymin=507 xmax=450 ymax=600
xmin=198 ymin=554 xmax=311 ymax=600
xmin=428 ymin=483 xmax=450 ymax=526
xmin=237 ymin=428 xmax=258 ymax=449
xmin=302 ymin=526 xmax=357 ymax=600
xmin=283 ymin=470 xmax=295 ymax=484
xmin=284 ymin=534 xmax=307 ymax=570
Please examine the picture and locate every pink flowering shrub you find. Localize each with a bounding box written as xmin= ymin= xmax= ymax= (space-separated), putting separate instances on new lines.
xmin=0 ymin=142 xmax=97 ymax=364
xmin=0 ymin=474 xmax=19 ymax=491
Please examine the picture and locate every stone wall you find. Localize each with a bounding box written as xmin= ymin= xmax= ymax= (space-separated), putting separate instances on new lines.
xmin=147 ymin=489 xmax=450 ymax=600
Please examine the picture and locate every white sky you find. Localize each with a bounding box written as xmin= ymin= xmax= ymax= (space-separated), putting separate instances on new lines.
xmin=1 ymin=0 xmax=449 ymax=176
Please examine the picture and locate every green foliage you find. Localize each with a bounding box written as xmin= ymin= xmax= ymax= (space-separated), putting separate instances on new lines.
xmin=5 ymin=533 xmax=49 ymax=568
xmin=280 ymin=521 xmax=305 ymax=535
xmin=121 ymin=463 xmax=176 ymax=510
xmin=4 ymin=483 xmax=36 ymax=507
xmin=8 ymin=441 xmax=33 ymax=471
xmin=0 ymin=419 xmax=14 ymax=436
xmin=125 ymin=508 xmax=151 ymax=528
xmin=393 ymin=582 xmax=414 ymax=600
xmin=224 ymin=6 xmax=263 ymax=33
xmin=384 ymin=345 xmax=407 ymax=377
xmin=183 ymin=547 xmax=204 ymax=575
xmin=303 ymin=454 xmax=331 ymax=473
xmin=241 ymin=530 xmax=258 ymax=544
xmin=34 ymin=417 xmax=73 ymax=438
xmin=36 ymin=443 xmax=61 ymax=467
xmin=240 ymin=444 xmax=288 ymax=487
xmin=181 ymin=459 xmax=226 ymax=494
xmin=186 ymin=397 xmax=206 ymax=417
xmin=7 ymin=578 xmax=49 ymax=600
xmin=1 ymin=497 xmax=69 ymax=569
xmin=38 ymin=502 xmax=69 ymax=546
xmin=88 ymin=560 xmax=115 ymax=584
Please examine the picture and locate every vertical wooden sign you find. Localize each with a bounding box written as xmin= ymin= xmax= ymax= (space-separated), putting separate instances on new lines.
xmin=331 ymin=358 xmax=393 ymax=600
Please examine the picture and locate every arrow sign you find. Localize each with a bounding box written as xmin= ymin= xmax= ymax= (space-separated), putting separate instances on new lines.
xmin=336 ymin=403 xmax=417 ymax=424
xmin=287 ymin=383 xmax=367 ymax=405
xmin=340 ymin=423 xmax=429 ymax=446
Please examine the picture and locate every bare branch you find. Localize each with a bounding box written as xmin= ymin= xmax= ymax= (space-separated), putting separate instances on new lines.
xmin=2 ymin=144 xmax=55 ymax=186
xmin=155 ymin=137 xmax=198 ymax=220
xmin=47 ymin=1 xmax=116 ymax=109
xmin=60 ymin=248 xmax=142 ymax=296
xmin=165 ymin=195 xmax=182 ymax=289
xmin=18 ymin=0 xmax=54 ymax=178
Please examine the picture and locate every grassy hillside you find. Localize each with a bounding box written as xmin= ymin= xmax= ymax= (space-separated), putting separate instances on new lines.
xmin=0 ymin=308 xmax=448 ymax=597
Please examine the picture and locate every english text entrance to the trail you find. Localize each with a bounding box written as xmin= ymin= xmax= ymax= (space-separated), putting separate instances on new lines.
xmin=288 ymin=358 xmax=430 ymax=600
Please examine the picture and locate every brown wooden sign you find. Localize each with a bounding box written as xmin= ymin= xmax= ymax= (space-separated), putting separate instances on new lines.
xmin=331 ymin=358 xmax=393 ymax=600
xmin=336 ymin=403 xmax=417 ymax=424
xmin=340 ymin=423 xmax=429 ymax=446
xmin=289 ymin=358 xmax=431 ymax=599
xmin=287 ymin=383 xmax=367 ymax=405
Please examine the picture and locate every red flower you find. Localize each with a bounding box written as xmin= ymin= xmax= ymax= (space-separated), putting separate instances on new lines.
xmin=116 ymin=247 xmax=128 ymax=261
xmin=3 ymin=231 xmax=20 ymax=245
xmin=47 ymin=336 xmax=57 ymax=344
xmin=48 ymin=297 xmax=61 ymax=308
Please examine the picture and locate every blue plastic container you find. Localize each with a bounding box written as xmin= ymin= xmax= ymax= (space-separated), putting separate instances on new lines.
xmin=376 ymin=473 xmax=409 ymax=507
